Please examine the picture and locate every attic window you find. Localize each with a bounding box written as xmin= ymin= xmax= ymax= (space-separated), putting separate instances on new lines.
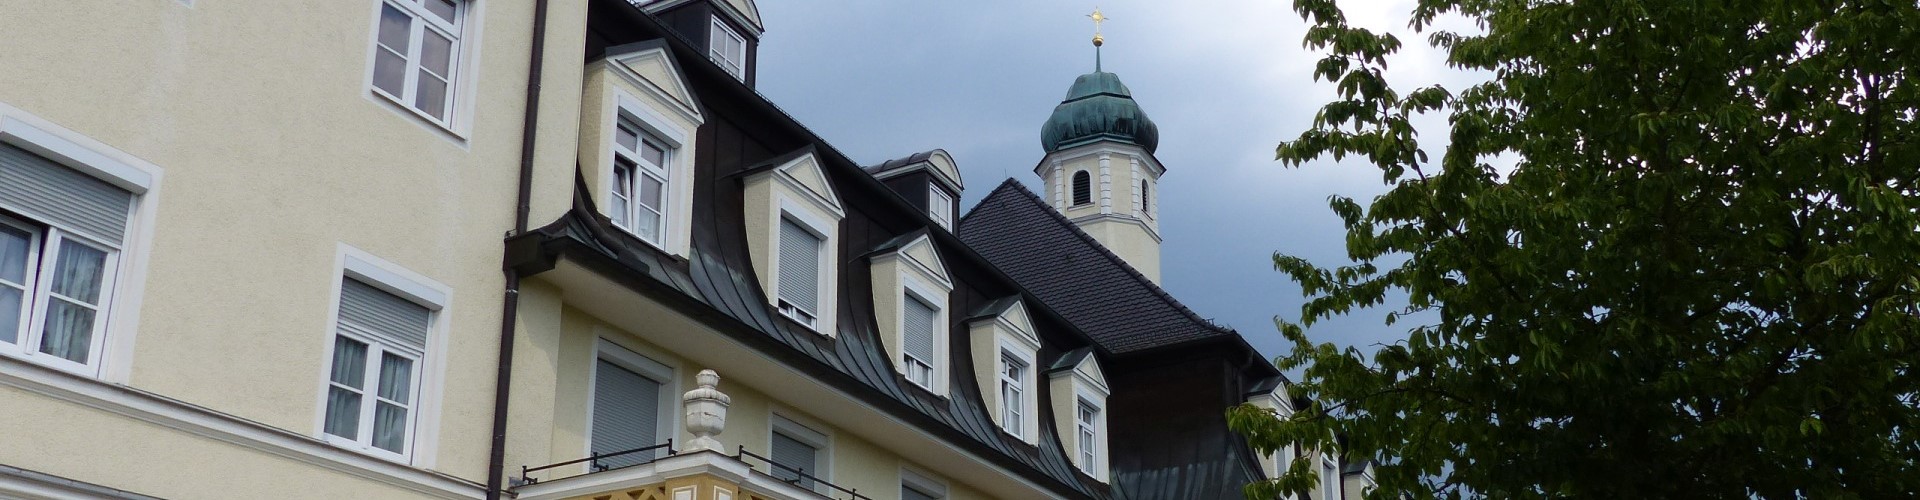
xmin=709 ymin=17 xmax=746 ymax=80
xmin=928 ymin=187 xmax=954 ymax=229
xmin=1072 ymin=171 xmax=1092 ymax=206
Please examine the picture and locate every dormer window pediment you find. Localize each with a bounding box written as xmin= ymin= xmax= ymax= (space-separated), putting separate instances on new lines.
xmin=582 ymin=43 xmax=704 ymax=259
xmin=1049 ymin=348 xmax=1111 ymax=481
xmin=966 ymin=297 xmax=1041 ymax=444
xmin=870 ymin=232 xmax=953 ymax=395
xmin=745 ymin=148 xmax=845 ymax=336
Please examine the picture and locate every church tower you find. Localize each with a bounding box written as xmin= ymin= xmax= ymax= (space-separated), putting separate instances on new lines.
xmin=1036 ymin=14 xmax=1167 ymax=282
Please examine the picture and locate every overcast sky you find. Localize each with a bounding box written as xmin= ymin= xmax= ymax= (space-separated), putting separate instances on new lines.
xmin=751 ymin=0 xmax=1485 ymax=361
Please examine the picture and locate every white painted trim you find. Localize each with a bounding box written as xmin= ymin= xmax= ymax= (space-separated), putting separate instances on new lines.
xmin=512 ymin=450 xmax=823 ymax=500
xmin=0 ymin=355 xmax=483 ymax=498
xmin=359 ymin=0 xmax=486 ymax=142
xmin=314 ymin=243 xmax=455 ymax=468
xmin=769 ymin=411 xmax=833 ymax=486
xmin=0 ymin=102 xmax=164 ymax=385
xmin=900 ymin=465 xmax=949 ymax=498
xmin=707 ymin=16 xmax=747 ymax=80
xmin=602 ymin=51 xmax=706 ymax=126
xmin=770 ymin=192 xmax=839 ymax=336
xmin=897 ymin=271 xmax=949 ymax=396
xmin=586 ymin=337 xmax=680 ymax=461
xmin=994 ymin=341 xmax=1038 ymax=444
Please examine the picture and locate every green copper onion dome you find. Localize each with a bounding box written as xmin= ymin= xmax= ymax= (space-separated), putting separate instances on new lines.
xmin=1040 ymin=71 xmax=1159 ymax=154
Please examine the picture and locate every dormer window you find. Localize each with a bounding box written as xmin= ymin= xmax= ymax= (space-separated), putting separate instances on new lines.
xmin=999 ymin=353 xmax=1028 ymax=438
xmin=968 ymin=298 xmax=1042 ymax=445
xmin=584 ymin=46 xmax=701 ymax=258
xmin=870 ymin=232 xmax=953 ymax=394
xmin=776 ymin=217 xmax=826 ymax=327
xmin=902 ymin=294 xmax=938 ymax=386
xmin=1076 ymin=400 xmax=1100 ymax=468
xmin=610 ymin=116 xmax=672 ymax=245
xmin=709 ymin=17 xmax=746 ymax=80
xmin=745 ymin=148 xmax=845 ymax=336
xmin=928 ymin=187 xmax=954 ymax=229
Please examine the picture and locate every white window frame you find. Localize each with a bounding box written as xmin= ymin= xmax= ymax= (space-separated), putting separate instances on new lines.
xmin=773 ymin=205 xmax=833 ymax=332
xmin=585 ymin=338 xmax=679 ymax=466
xmin=608 ymin=114 xmax=673 ymax=248
xmin=313 ymin=245 xmax=452 ymax=466
xmin=769 ymin=412 xmax=833 ymax=490
xmin=900 ymin=466 xmax=949 ymax=500
xmin=708 ymin=16 xmax=747 ymax=79
xmin=599 ymin=87 xmax=695 ymax=257
xmin=321 ymin=322 xmax=424 ymax=463
xmin=899 ymin=276 xmax=947 ymax=392
xmin=0 ymin=214 xmax=121 ymax=376
xmin=927 ymin=187 xmax=954 ymax=229
xmin=1076 ymin=398 xmax=1100 ymax=472
xmin=998 ymin=349 xmax=1030 ymax=439
xmin=363 ymin=0 xmax=481 ymax=136
xmin=0 ymin=108 xmax=158 ymax=382
xmin=1321 ymin=454 xmax=1339 ymax=500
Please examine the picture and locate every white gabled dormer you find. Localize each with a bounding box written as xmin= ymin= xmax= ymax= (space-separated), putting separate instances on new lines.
xmin=581 ymin=41 xmax=705 ymax=259
xmin=1247 ymin=381 xmax=1299 ymax=481
xmin=868 ymin=231 xmax=954 ymax=395
xmin=1048 ymin=347 xmax=1110 ymax=481
xmin=744 ymin=148 xmax=845 ymax=336
xmin=967 ymin=298 xmax=1041 ymax=445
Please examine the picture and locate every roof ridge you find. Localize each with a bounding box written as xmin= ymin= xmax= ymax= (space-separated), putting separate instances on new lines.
xmin=973 ymin=179 xmax=1239 ymax=340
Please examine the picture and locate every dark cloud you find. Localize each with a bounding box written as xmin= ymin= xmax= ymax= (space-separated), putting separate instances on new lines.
xmin=754 ymin=0 xmax=1486 ymax=363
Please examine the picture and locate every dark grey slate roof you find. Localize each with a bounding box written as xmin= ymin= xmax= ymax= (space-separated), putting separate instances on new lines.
xmin=863 ymin=150 xmax=939 ymax=175
xmin=957 ymin=179 xmax=1236 ymax=354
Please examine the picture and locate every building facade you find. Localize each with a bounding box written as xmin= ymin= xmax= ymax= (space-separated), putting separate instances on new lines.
xmin=0 ymin=0 xmax=1368 ymax=499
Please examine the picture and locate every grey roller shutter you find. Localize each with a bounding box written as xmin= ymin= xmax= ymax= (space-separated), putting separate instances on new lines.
xmin=591 ymin=359 xmax=662 ymax=469
xmin=0 ymin=143 xmax=134 ymax=245
xmin=337 ymin=278 xmax=431 ymax=353
xmin=770 ymin=431 xmax=818 ymax=488
xmin=777 ymin=218 xmax=822 ymax=313
xmin=903 ymin=295 xmax=936 ymax=364
xmin=903 ymin=485 xmax=938 ymax=500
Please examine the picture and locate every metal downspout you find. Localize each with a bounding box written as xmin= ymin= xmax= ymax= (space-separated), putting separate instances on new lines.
xmin=487 ymin=0 xmax=549 ymax=497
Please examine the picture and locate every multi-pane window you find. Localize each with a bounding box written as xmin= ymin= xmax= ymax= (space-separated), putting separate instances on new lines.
xmin=901 ymin=293 xmax=938 ymax=389
xmin=1071 ymin=171 xmax=1092 ymax=206
xmin=927 ymin=187 xmax=954 ymax=229
xmin=0 ymin=143 xmax=134 ymax=374
xmin=609 ymin=116 xmax=671 ymax=245
xmin=1077 ymin=400 xmax=1100 ymax=471
xmin=709 ymin=17 xmax=746 ymax=79
xmin=323 ymin=278 xmax=430 ymax=460
xmin=371 ymin=0 xmax=464 ymax=123
xmin=776 ymin=217 xmax=825 ymax=328
xmin=999 ymin=353 xmax=1026 ymax=438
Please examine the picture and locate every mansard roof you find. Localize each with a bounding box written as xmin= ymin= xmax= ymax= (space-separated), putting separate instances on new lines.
xmin=957 ymin=179 xmax=1240 ymax=354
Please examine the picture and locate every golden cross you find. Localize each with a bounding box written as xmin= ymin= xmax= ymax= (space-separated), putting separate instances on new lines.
xmin=1088 ymin=7 xmax=1108 ymax=47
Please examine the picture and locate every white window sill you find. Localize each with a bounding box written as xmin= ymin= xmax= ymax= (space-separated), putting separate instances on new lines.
xmin=367 ymin=89 xmax=470 ymax=145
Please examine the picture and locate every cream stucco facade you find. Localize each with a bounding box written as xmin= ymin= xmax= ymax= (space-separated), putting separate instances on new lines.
xmin=1036 ymin=143 xmax=1164 ymax=283
xmin=0 ymin=0 xmax=598 ymax=496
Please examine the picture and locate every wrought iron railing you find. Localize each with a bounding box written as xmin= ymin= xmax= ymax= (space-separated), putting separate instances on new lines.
xmin=517 ymin=440 xmax=676 ymax=485
xmin=734 ymin=445 xmax=874 ymax=500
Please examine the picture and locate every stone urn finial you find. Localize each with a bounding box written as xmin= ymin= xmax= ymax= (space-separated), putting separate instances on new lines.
xmin=683 ymin=369 xmax=730 ymax=452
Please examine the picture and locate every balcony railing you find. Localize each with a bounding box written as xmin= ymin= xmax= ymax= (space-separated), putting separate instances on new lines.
xmin=517 ymin=440 xmax=676 ymax=485
xmin=734 ymin=445 xmax=873 ymax=500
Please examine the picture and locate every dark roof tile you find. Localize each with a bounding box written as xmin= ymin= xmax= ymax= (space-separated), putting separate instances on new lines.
xmin=957 ymin=179 xmax=1236 ymax=354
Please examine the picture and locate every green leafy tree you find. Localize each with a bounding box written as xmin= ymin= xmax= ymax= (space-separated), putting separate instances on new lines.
xmin=1229 ymin=0 xmax=1920 ymax=498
